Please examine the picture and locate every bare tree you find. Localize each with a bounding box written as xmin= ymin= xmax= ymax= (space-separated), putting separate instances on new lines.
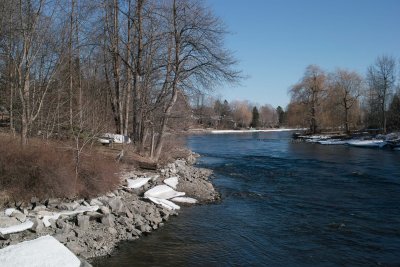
xmin=290 ymin=65 xmax=326 ymax=134
xmin=367 ymin=55 xmax=396 ymax=133
xmin=328 ymin=69 xmax=363 ymax=134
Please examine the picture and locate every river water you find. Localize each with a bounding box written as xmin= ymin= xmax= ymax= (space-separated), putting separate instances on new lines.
xmin=95 ymin=131 xmax=400 ymax=266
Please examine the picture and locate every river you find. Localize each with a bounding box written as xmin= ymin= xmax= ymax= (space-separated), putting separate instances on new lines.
xmin=95 ymin=131 xmax=400 ymax=266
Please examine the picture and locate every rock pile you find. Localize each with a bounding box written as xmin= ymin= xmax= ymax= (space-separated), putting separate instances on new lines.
xmin=0 ymin=153 xmax=219 ymax=262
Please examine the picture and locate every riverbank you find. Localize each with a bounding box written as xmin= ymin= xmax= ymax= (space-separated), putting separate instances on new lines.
xmin=188 ymin=128 xmax=299 ymax=134
xmin=294 ymin=132 xmax=400 ymax=150
xmin=0 ymin=153 xmax=219 ymax=265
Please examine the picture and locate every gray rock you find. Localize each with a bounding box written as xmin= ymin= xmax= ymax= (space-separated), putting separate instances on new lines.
xmin=33 ymin=205 xmax=47 ymax=212
xmin=85 ymin=212 xmax=103 ymax=221
xmin=101 ymin=214 xmax=115 ymax=227
xmin=99 ymin=206 xmax=110 ymax=215
xmin=46 ymin=198 xmax=61 ymax=208
xmin=139 ymin=224 xmax=152 ymax=233
xmin=106 ymin=192 xmax=116 ymax=198
xmin=77 ymin=215 xmax=90 ymax=230
xmin=57 ymin=202 xmax=79 ymax=211
xmin=107 ymin=227 xmax=118 ymax=235
xmin=0 ymin=233 xmax=10 ymax=240
xmin=108 ymin=197 xmax=126 ymax=215
xmin=66 ymin=241 xmax=85 ymax=255
xmin=11 ymin=210 xmax=26 ymax=223
xmin=31 ymin=217 xmax=44 ymax=233
xmin=89 ymin=199 xmax=103 ymax=206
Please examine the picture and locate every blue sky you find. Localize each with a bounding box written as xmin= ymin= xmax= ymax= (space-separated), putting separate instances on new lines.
xmin=205 ymin=0 xmax=400 ymax=108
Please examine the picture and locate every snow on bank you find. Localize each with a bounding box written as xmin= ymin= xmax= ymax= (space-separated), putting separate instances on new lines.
xmin=210 ymin=128 xmax=298 ymax=134
xmin=0 ymin=220 xmax=33 ymax=235
xmin=126 ymin=177 xmax=152 ymax=189
xmin=0 ymin=235 xmax=81 ymax=267
xmin=42 ymin=205 xmax=99 ymax=227
xmin=346 ymin=140 xmax=387 ymax=148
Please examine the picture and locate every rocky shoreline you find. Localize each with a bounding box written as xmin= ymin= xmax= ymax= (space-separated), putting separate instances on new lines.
xmin=0 ymin=153 xmax=219 ymax=265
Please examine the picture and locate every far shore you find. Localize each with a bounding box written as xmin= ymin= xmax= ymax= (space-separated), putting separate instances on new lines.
xmin=187 ymin=128 xmax=301 ymax=134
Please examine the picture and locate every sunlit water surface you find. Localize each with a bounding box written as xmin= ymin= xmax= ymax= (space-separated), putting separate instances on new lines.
xmin=95 ymin=132 xmax=400 ymax=266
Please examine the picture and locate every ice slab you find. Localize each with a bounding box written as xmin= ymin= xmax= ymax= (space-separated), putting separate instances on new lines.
xmin=4 ymin=208 xmax=16 ymax=217
xmin=147 ymin=197 xmax=180 ymax=210
xmin=126 ymin=177 xmax=151 ymax=189
xmin=318 ymin=139 xmax=347 ymax=145
xmin=42 ymin=205 xmax=99 ymax=227
xmin=163 ymin=177 xmax=179 ymax=189
xmin=171 ymin=197 xmax=198 ymax=204
xmin=144 ymin=185 xmax=185 ymax=200
xmin=0 ymin=220 xmax=33 ymax=235
xmin=0 ymin=235 xmax=81 ymax=267
xmin=347 ymin=140 xmax=386 ymax=148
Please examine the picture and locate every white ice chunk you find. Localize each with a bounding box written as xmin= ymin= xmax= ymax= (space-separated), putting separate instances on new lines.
xmin=126 ymin=177 xmax=151 ymax=189
xmin=0 ymin=235 xmax=81 ymax=267
xmin=4 ymin=208 xmax=16 ymax=217
xmin=147 ymin=197 xmax=180 ymax=210
xmin=170 ymin=197 xmax=198 ymax=204
xmin=163 ymin=177 xmax=179 ymax=189
xmin=0 ymin=220 xmax=33 ymax=235
xmin=347 ymin=140 xmax=387 ymax=148
xmin=144 ymin=185 xmax=185 ymax=200
xmin=42 ymin=205 xmax=99 ymax=227
xmin=318 ymin=139 xmax=347 ymax=145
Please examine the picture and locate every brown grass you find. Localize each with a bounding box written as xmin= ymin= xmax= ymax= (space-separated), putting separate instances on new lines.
xmin=157 ymin=135 xmax=191 ymax=165
xmin=0 ymin=135 xmax=119 ymax=203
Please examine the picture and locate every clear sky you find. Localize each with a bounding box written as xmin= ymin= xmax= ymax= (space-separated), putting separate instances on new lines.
xmin=205 ymin=0 xmax=400 ymax=108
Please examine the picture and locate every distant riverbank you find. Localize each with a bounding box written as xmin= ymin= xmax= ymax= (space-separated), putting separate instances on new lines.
xmin=188 ymin=128 xmax=300 ymax=134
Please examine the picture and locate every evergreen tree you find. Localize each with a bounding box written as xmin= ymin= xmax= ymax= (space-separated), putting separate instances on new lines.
xmin=276 ymin=106 xmax=285 ymax=125
xmin=250 ymin=106 xmax=260 ymax=128
xmin=387 ymin=94 xmax=400 ymax=130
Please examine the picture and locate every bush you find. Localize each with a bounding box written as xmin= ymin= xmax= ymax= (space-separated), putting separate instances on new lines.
xmin=157 ymin=135 xmax=191 ymax=165
xmin=0 ymin=136 xmax=119 ymax=203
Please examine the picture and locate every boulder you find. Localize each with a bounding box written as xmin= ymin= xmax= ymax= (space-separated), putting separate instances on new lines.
xmin=108 ymin=197 xmax=126 ymax=215
xmin=99 ymin=206 xmax=110 ymax=215
xmin=107 ymin=227 xmax=117 ymax=235
xmin=57 ymin=202 xmax=79 ymax=211
xmin=101 ymin=214 xmax=115 ymax=227
xmin=31 ymin=217 xmax=45 ymax=233
xmin=33 ymin=205 xmax=47 ymax=212
xmin=76 ymin=215 xmax=90 ymax=230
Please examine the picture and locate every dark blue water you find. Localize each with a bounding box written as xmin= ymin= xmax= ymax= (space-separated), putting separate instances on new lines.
xmin=95 ymin=132 xmax=400 ymax=266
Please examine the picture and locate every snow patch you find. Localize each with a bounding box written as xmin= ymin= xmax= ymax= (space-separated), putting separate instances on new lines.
xmin=147 ymin=197 xmax=180 ymax=210
xmin=171 ymin=197 xmax=198 ymax=204
xmin=0 ymin=220 xmax=33 ymax=235
xmin=126 ymin=177 xmax=151 ymax=189
xmin=0 ymin=235 xmax=81 ymax=267
xmin=42 ymin=205 xmax=99 ymax=227
xmin=4 ymin=209 xmax=16 ymax=217
xmin=163 ymin=177 xmax=179 ymax=189
xmin=144 ymin=185 xmax=185 ymax=200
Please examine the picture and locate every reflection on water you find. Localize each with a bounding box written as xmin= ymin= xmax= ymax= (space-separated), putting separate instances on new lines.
xmin=95 ymin=132 xmax=400 ymax=267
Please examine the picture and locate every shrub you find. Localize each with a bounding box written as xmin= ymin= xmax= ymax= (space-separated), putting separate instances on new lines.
xmin=157 ymin=135 xmax=191 ymax=165
xmin=0 ymin=136 xmax=119 ymax=203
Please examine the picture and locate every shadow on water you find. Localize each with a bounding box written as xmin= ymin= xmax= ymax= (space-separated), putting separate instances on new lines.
xmin=95 ymin=132 xmax=400 ymax=267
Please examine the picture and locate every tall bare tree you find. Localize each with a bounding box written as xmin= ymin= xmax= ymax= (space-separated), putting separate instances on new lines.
xmin=367 ymin=55 xmax=396 ymax=133
xmin=328 ymin=69 xmax=362 ymax=134
xmin=290 ymin=65 xmax=326 ymax=134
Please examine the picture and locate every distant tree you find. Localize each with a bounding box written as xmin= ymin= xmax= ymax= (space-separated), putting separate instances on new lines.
xmin=387 ymin=94 xmax=400 ymax=131
xmin=231 ymin=100 xmax=251 ymax=127
xmin=276 ymin=106 xmax=285 ymax=126
xmin=328 ymin=69 xmax=363 ymax=134
xmin=367 ymin=55 xmax=396 ymax=133
xmin=221 ymin=100 xmax=231 ymax=117
xmin=250 ymin=106 xmax=260 ymax=128
xmin=289 ymin=65 xmax=326 ymax=134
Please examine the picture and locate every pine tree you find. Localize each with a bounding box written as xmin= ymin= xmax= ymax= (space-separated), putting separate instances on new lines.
xmin=250 ymin=106 xmax=260 ymax=128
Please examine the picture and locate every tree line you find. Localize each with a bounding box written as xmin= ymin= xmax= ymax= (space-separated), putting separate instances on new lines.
xmin=0 ymin=0 xmax=239 ymax=159
xmin=191 ymin=95 xmax=285 ymax=129
xmin=286 ymin=56 xmax=400 ymax=134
